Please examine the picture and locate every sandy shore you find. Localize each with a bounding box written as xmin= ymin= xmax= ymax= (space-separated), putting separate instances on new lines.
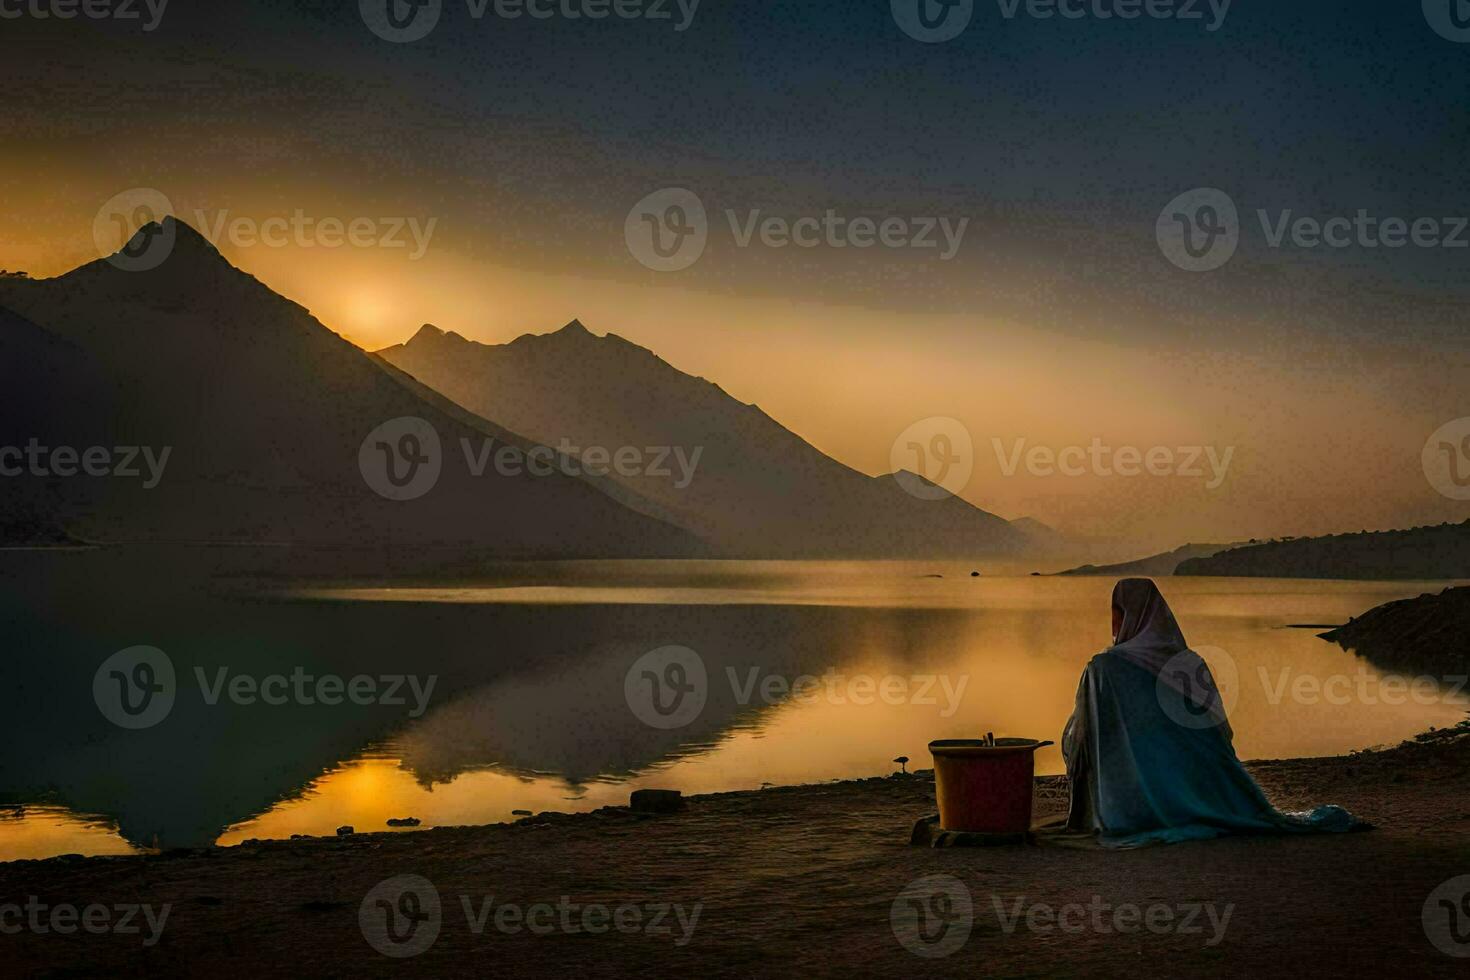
xmin=3 ymin=726 xmax=1468 ymax=978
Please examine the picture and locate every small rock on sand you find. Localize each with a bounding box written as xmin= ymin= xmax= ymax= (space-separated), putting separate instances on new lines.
xmin=336 ymin=826 xmax=354 ymax=837
xmin=630 ymin=789 xmax=685 ymax=814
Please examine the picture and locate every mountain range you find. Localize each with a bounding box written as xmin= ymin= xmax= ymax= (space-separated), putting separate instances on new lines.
xmin=0 ymin=217 xmax=1046 ymax=561
xmin=377 ymin=321 xmax=1029 ymax=558
xmin=0 ymin=219 xmax=697 ymax=559
xmin=21 ymin=218 xmax=1454 ymax=571
xmin=1175 ymin=522 xmax=1470 ymax=580
xmin=1051 ymin=541 xmax=1245 ymax=577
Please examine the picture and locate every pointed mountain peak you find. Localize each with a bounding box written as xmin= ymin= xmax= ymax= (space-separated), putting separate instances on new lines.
xmin=119 ymin=215 xmax=226 ymax=264
xmin=162 ymin=214 xmax=220 ymax=250
xmin=505 ymin=318 xmax=609 ymax=350
xmin=58 ymin=214 xmax=258 ymax=296
xmin=556 ymin=318 xmax=593 ymax=337
xmin=886 ymin=469 xmax=956 ymax=498
xmin=399 ymin=323 xmax=472 ymax=349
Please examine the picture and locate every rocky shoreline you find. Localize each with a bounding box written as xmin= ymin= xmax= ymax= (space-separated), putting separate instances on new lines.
xmin=1320 ymin=585 xmax=1470 ymax=676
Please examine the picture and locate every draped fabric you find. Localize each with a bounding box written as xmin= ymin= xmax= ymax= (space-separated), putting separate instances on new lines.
xmin=1062 ymin=578 xmax=1361 ymax=848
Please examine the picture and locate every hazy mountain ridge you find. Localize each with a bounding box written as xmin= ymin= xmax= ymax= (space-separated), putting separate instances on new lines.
xmin=1175 ymin=522 xmax=1470 ymax=580
xmin=378 ymin=320 xmax=1030 ymax=558
xmin=0 ymin=219 xmax=700 ymax=558
xmin=1051 ymin=541 xmax=1245 ymax=577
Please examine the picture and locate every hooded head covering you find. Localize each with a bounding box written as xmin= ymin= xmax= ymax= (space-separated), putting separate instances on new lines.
xmin=1104 ymin=577 xmax=1230 ymax=735
xmin=1109 ymin=577 xmax=1188 ymax=663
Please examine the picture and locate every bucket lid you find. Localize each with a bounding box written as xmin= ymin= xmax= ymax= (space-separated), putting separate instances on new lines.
xmin=928 ymin=737 xmax=1054 ymax=756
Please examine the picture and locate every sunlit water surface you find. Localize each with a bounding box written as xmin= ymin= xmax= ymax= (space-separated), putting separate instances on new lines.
xmin=4 ymin=564 xmax=1465 ymax=860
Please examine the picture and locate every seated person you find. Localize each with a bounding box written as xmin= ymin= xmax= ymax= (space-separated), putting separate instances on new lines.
xmin=1063 ymin=578 xmax=1361 ymax=847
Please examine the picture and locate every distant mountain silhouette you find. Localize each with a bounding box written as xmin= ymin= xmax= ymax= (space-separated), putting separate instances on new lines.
xmin=1052 ymin=541 xmax=1245 ymax=577
xmin=1175 ymin=522 xmax=1470 ymax=580
xmin=0 ymin=219 xmax=699 ymax=558
xmin=377 ymin=321 xmax=1028 ymax=558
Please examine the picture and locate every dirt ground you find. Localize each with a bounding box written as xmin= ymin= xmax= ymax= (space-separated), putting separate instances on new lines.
xmin=3 ymin=729 xmax=1468 ymax=978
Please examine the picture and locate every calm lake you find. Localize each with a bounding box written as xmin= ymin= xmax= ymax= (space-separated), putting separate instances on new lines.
xmin=2 ymin=555 xmax=1465 ymax=861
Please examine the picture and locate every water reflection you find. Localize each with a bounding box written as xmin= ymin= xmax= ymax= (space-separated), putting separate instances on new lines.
xmin=1 ymin=550 xmax=1464 ymax=861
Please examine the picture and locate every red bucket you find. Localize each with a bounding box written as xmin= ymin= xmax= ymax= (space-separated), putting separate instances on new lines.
xmin=928 ymin=738 xmax=1053 ymax=834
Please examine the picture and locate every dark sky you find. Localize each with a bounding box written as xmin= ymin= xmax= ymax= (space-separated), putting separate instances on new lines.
xmin=3 ymin=0 xmax=1469 ymax=541
xmin=8 ymin=1 xmax=1470 ymax=346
